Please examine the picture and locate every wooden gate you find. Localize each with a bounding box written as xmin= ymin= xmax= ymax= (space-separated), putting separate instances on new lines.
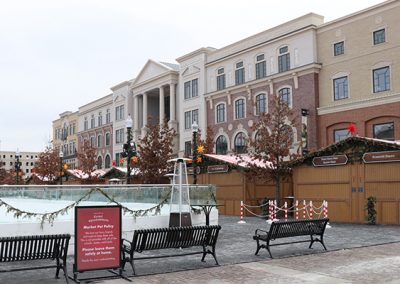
xmin=293 ymin=162 xmax=400 ymax=224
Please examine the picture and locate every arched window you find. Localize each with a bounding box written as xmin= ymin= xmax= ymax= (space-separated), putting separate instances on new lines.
xmin=216 ymin=103 xmax=226 ymax=123
xmin=97 ymin=156 xmax=103 ymax=169
xmin=235 ymin=98 xmax=245 ymax=119
xmin=105 ymin=154 xmax=111 ymax=168
xmin=255 ymin=93 xmax=267 ymax=115
xmin=105 ymin=133 xmax=110 ymax=146
xmin=281 ymin=125 xmax=294 ymax=146
xmin=278 ymin=88 xmax=291 ymax=107
xmin=216 ymin=135 xmax=228 ymax=155
xmin=234 ymin=132 xmax=247 ymax=154
xmin=97 ymin=135 xmax=102 ymax=148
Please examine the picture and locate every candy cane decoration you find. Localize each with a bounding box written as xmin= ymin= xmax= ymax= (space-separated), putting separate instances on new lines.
xmin=324 ymin=201 xmax=329 ymax=219
xmin=295 ymin=200 xmax=299 ymax=220
xmin=238 ymin=200 xmax=246 ymax=223
xmin=269 ymin=200 xmax=273 ymax=222
xmin=284 ymin=201 xmax=288 ymax=221
xmin=274 ymin=200 xmax=277 ymax=220
xmin=303 ymin=200 xmax=306 ymax=220
xmin=309 ymin=200 xmax=313 ymax=219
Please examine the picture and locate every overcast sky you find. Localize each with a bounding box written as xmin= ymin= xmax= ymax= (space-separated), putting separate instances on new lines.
xmin=0 ymin=0 xmax=385 ymax=152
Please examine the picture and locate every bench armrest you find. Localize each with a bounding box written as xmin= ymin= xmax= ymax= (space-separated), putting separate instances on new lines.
xmin=255 ymin=228 xmax=268 ymax=236
xmin=122 ymin=238 xmax=132 ymax=246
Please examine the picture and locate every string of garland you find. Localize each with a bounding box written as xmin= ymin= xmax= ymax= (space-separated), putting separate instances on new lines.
xmin=0 ymin=187 xmax=172 ymax=228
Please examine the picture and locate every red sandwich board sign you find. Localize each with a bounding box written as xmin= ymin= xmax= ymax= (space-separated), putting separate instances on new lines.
xmin=73 ymin=205 xmax=122 ymax=282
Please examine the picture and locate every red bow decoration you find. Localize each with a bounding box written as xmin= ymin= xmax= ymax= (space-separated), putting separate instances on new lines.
xmin=112 ymin=160 xmax=116 ymax=167
xmin=347 ymin=123 xmax=357 ymax=136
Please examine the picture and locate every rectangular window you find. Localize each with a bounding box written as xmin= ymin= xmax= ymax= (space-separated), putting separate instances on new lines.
xmin=373 ymin=29 xmax=386 ymax=45
xmin=373 ymin=66 xmax=390 ymax=93
xmin=115 ymin=105 xmax=124 ymax=121
xmin=184 ymin=81 xmax=191 ymax=99
xmin=278 ymin=53 xmax=290 ymax=73
xmin=333 ymin=76 xmax=348 ymax=100
xmin=373 ymin=122 xmax=394 ymax=140
xmin=334 ymin=41 xmax=344 ymax=56
xmin=115 ymin=129 xmax=124 ymax=144
xmin=192 ymin=109 xmax=198 ymax=125
xmin=90 ymin=115 xmax=95 ymax=129
xmin=184 ymin=141 xmax=192 ymax=157
xmin=191 ymin=79 xmax=198 ymax=98
xmin=255 ymin=61 xmax=266 ymax=79
xmin=184 ymin=111 xmax=191 ymax=130
xmin=235 ymin=61 xmax=245 ymax=85
xmin=217 ymin=74 xmax=226 ymax=90
xmin=334 ymin=129 xmax=350 ymax=142
xmin=98 ymin=113 xmax=102 ymax=126
xmin=184 ymin=109 xmax=199 ymax=129
xmin=106 ymin=109 xmax=111 ymax=124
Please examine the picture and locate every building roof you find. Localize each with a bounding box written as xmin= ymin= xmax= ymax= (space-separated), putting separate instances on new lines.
xmin=159 ymin=61 xmax=179 ymax=71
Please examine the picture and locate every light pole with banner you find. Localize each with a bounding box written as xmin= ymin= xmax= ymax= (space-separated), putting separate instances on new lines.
xmin=122 ymin=114 xmax=137 ymax=184
xmin=192 ymin=121 xmax=199 ymax=184
xmin=59 ymin=149 xmax=63 ymax=185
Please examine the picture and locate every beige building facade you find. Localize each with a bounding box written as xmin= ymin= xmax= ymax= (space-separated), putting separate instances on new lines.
xmin=317 ymin=0 xmax=400 ymax=146
xmin=52 ymin=111 xmax=79 ymax=169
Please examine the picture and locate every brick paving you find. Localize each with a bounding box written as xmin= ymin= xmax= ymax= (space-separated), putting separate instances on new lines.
xmin=1 ymin=216 xmax=400 ymax=283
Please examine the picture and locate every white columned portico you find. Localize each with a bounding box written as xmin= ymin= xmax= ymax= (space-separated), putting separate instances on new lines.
xmin=159 ymin=86 xmax=165 ymax=126
xmin=134 ymin=95 xmax=139 ymax=130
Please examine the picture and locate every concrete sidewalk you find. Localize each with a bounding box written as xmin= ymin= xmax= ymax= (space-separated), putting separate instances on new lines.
xmin=1 ymin=216 xmax=400 ymax=283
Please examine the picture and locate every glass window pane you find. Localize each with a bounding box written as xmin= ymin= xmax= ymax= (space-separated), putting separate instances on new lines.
xmin=234 ymin=133 xmax=247 ymax=154
xmin=333 ymin=76 xmax=348 ymax=100
xmin=374 ymin=122 xmax=394 ymax=140
xmin=373 ymin=29 xmax=385 ymax=45
xmin=216 ymin=135 xmax=227 ymax=154
xmin=373 ymin=67 xmax=390 ymax=93
xmin=334 ymin=129 xmax=350 ymax=142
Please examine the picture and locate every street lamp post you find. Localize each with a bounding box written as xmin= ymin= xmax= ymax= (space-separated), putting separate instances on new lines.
xmin=124 ymin=114 xmax=137 ymax=184
xmin=59 ymin=150 xmax=64 ymax=185
xmin=192 ymin=121 xmax=199 ymax=185
xmin=15 ymin=150 xmax=20 ymax=185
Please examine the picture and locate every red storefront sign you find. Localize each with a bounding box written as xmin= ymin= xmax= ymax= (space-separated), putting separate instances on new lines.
xmin=74 ymin=206 xmax=121 ymax=272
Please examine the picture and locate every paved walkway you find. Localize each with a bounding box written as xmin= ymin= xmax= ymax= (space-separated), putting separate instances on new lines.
xmin=1 ymin=216 xmax=400 ymax=283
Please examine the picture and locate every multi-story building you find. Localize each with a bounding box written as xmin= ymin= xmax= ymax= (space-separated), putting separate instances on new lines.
xmin=52 ymin=111 xmax=78 ymax=169
xmin=77 ymin=94 xmax=113 ymax=169
xmin=0 ymin=151 xmax=39 ymax=178
xmin=199 ymin=14 xmax=323 ymax=154
xmin=111 ymin=79 xmax=133 ymax=166
xmin=317 ymin=0 xmax=400 ymax=146
xmin=52 ymin=1 xmax=400 ymax=163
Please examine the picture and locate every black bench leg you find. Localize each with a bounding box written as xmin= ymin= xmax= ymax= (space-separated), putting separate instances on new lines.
xmin=266 ymin=241 xmax=273 ymax=259
xmin=254 ymin=239 xmax=261 ymax=255
xmin=201 ymin=245 xmax=219 ymax=265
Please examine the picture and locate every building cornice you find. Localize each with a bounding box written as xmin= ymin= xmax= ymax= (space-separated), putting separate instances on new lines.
xmin=318 ymin=92 xmax=400 ymax=115
xmin=110 ymin=80 xmax=132 ymax=91
xmin=317 ymin=0 xmax=399 ymax=33
xmin=131 ymin=72 xmax=179 ymax=94
xmin=78 ymin=94 xmax=113 ymax=112
xmin=176 ymin=47 xmax=216 ymax=63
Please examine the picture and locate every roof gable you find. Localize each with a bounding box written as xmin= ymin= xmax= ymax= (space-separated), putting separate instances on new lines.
xmin=133 ymin=59 xmax=176 ymax=86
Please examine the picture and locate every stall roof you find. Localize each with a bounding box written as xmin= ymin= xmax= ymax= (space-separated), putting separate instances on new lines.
xmin=204 ymin=154 xmax=273 ymax=169
xmin=292 ymin=136 xmax=400 ymax=166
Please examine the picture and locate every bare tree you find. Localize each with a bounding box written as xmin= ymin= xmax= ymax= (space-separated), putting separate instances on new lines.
xmin=244 ymin=95 xmax=299 ymax=209
xmin=33 ymin=146 xmax=60 ymax=184
xmin=137 ymin=119 xmax=176 ymax=184
xmin=77 ymin=140 xmax=98 ymax=183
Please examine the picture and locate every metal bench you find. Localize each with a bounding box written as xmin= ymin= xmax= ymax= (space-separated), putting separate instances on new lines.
xmin=0 ymin=234 xmax=70 ymax=283
xmin=253 ymin=218 xmax=329 ymax=258
xmin=121 ymin=225 xmax=221 ymax=275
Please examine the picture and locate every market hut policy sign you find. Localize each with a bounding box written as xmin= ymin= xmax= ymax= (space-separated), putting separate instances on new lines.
xmin=312 ymin=155 xmax=348 ymax=167
xmin=363 ymin=151 xmax=400 ymax=164
xmin=74 ymin=205 xmax=121 ymax=274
